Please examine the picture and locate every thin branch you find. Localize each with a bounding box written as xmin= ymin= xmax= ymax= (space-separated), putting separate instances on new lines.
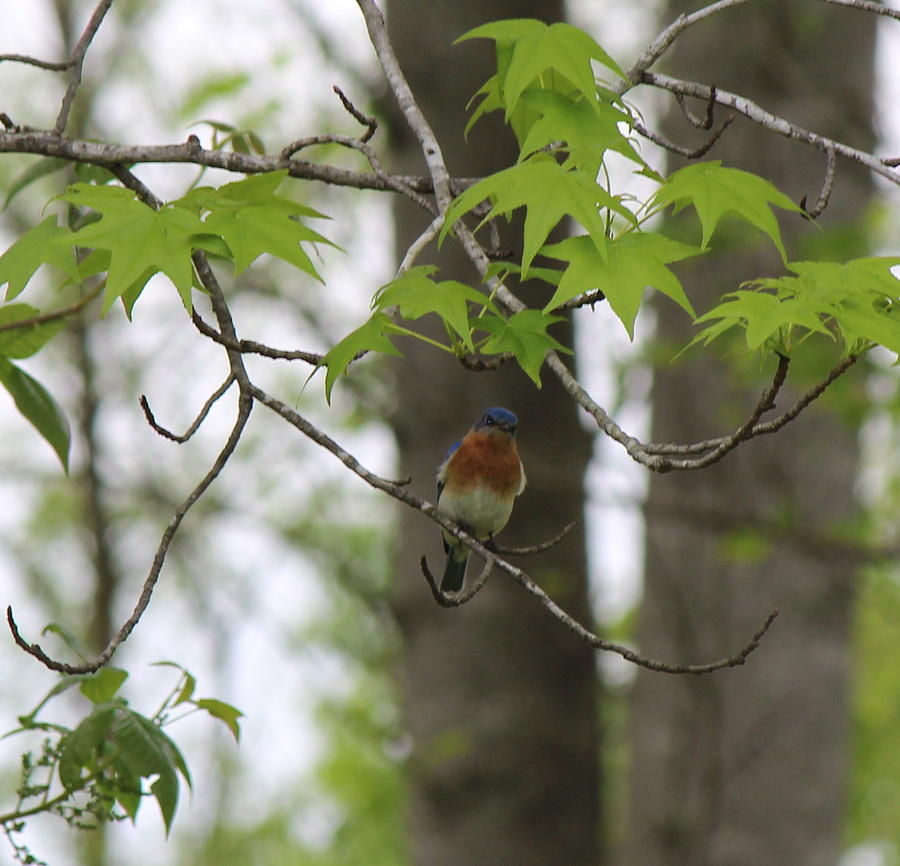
xmin=332 ymin=85 xmax=377 ymax=142
xmin=0 ymin=53 xmax=74 ymax=71
xmin=250 ymin=383 xmax=777 ymax=673
xmin=0 ymin=283 xmax=103 ymax=334
xmin=54 ymin=0 xmax=116 ymax=135
xmin=640 ymin=71 xmax=900 ymax=187
xmin=622 ymin=0 xmax=754 ymax=87
xmin=674 ymin=86 xmax=719 ymax=129
xmin=355 ymin=0 xmax=453 ymax=211
xmin=139 ymin=375 xmax=236 ymax=443
xmin=6 ymin=389 xmax=253 ymax=674
xmin=458 ymin=352 xmax=514 ymax=371
xmin=799 ymin=145 xmax=836 ymax=219
xmin=191 ymin=312 xmax=324 ymax=365
xmin=555 ymin=289 xmax=607 ymax=311
xmin=420 ymin=555 xmax=496 ymax=607
xmin=492 ymin=520 xmax=578 ymax=555
xmin=816 ymin=0 xmax=900 ymax=22
xmin=634 ymin=114 xmax=734 ymax=159
xmin=398 ymin=213 xmax=445 ymax=273
xmin=646 ymin=353 xmax=859 ymax=456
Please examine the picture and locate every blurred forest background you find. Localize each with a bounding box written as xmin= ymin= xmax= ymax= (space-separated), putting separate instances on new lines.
xmin=1 ymin=1 xmax=900 ymax=865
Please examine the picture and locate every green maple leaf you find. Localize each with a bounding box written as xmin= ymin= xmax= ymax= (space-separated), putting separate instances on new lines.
xmin=59 ymin=184 xmax=203 ymax=312
xmin=441 ymin=157 xmax=633 ymax=275
xmin=458 ymin=19 xmax=623 ymax=117
xmin=652 ymin=162 xmax=802 ymax=260
xmin=180 ymin=171 xmax=334 ymax=278
xmin=693 ymin=291 xmax=834 ymax=352
xmin=322 ymin=312 xmax=404 ymax=403
xmin=542 ymin=233 xmax=700 ymax=337
xmin=476 ymin=308 xmax=571 ymax=386
xmin=0 ymin=216 xmax=80 ymax=300
xmin=372 ymin=266 xmax=496 ymax=352
xmin=517 ymin=90 xmax=643 ymax=175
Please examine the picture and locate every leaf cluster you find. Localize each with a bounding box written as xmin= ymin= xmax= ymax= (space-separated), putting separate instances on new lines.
xmin=2 ymin=661 xmax=242 ymax=860
xmin=323 ymin=19 xmax=895 ymax=399
xmin=0 ymin=170 xmax=332 ymax=467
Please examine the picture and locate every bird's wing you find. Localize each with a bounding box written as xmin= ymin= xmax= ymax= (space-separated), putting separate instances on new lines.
xmin=436 ymin=439 xmax=461 ymax=500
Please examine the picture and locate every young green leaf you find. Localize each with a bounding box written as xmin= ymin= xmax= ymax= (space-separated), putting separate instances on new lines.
xmin=178 ymin=170 xmax=335 ymax=278
xmin=441 ymin=157 xmax=632 ymax=275
xmin=0 ymin=358 xmax=70 ymax=470
xmin=113 ymin=709 xmax=191 ymax=834
xmin=0 ymin=303 xmax=65 ymax=358
xmin=516 ymin=90 xmax=643 ymax=175
xmin=652 ymin=162 xmax=802 ymax=260
xmin=79 ymin=667 xmax=129 ymax=705
xmin=58 ymin=705 xmax=118 ymax=791
xmin=458 ymin=19 xmax=623 ymax=117
xmin=372 ymin=267 xmax=496 ymax=352
xmin=0 ymin=216 xmax=80 ymax=300
xmin=322 ymin=312 xmax=404 ymax=403
xmin=195 ymin=698 xmax=244 ymax=742
xmin=476 ymin=309 xmax=571 ymax=385
xmin=542 ymin=233 xmax=700 ymax=337
xmin=59 ymin=185 xmax=203 ymax=312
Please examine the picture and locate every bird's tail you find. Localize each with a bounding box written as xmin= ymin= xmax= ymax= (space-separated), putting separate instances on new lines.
xmin=440 ymin=549 xmax=469 ymax=593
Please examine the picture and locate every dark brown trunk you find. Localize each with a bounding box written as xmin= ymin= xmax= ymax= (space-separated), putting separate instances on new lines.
xmin=387 ymin=2 xmax=601 ymax=864
xmin=625 ymin=4 xmax=875 ymax=865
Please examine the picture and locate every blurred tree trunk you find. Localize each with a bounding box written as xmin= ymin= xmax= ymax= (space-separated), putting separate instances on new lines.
xmin=624 ymin=5 xmax=875 ymax=865
xmin=387 ymin=2 xmax=601 ymax=865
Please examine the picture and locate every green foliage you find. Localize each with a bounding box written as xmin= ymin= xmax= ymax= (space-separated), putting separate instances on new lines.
xmin=650 ymin=161 xmax=804 ymax=261
xmin=692 ymin=257 xmax=900 ymax=356
xmin=0 ymin=169 xmax=332 ymax=465
xmin=2 ymin=663 xmax=242 ymax=862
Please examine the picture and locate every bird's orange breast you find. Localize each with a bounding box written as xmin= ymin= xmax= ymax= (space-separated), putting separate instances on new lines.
xmin=444 ymin=431 xmax=523 ymax=497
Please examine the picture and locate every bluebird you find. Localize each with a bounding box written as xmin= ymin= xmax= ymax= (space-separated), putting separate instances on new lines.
xmin=436 ymin=407 xmax=526 ymax=593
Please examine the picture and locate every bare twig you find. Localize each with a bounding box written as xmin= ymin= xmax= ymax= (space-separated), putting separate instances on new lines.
xmin=420 ymin=555 xmax=496 ymax=607
xmin=674 ymin=87 xmax=719 ymax=129
xmin=634 ymin=114 xmax=734 ymax=159
xmin=54 ymin=0 xmax=116 ymax=135
xmin=332 ymin=85 xmax=378 ymax=141
xmin=0 ymin=53 xmax=74 ymax=72
xmin=799 ymin=145 xmax=836 ymax=219
xmin=6 ymin=389 xmax=253 ymax=674
xmin=492 ymin=520 xmax=578 ymax=555
xmin=458 ymin=352 xmax=514 ymax=371
xmin=355 ymin=0 xmax=453 ymax=211
xmin=139 ymin=375 xmax=236 ymax=443
xmin=646 ymin=353 xmax=859 ymax=456
xmin=640 ymin=71 xmax=900 ymax=187
xmin=191 ymin=312 xmax=324 ymax=365
xmin=0 ymin=283 xmax=103 ymax=334
xmin=817 ymin=0 xmax=900 ymax=22
xmin=622 ymin=0 xmax=754 ymax=87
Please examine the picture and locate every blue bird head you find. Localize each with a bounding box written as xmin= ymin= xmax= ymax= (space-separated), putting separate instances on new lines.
xmin=473 ymin=406 xmax=518 ymax=435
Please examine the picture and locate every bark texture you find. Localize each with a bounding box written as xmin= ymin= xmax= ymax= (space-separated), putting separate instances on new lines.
xmin=624 ymin=5 xmax=875 ymax=865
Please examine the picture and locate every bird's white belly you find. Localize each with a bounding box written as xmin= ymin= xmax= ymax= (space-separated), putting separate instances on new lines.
xmin=438 ymin=485 xmax=514 ymax=538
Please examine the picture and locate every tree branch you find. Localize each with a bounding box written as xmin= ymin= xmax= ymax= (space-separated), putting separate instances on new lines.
xmin=139 ymin=375 xmax=236 ymax=443
xmin=640 ymin=71 xmax=900 ymax=187
xmin=54 ymin=0 xmax=117 ymax=135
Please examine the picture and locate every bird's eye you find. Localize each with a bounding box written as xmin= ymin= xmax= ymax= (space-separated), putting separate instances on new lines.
xmin=484 ymin=416 xmax=494 ymax=426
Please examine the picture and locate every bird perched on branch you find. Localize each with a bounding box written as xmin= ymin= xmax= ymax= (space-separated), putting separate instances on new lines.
xmin=436 ymin=406 xmax=526 ymax=593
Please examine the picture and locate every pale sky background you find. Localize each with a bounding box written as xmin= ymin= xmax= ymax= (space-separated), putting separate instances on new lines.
xmin=0 ymin=1 xmax=898 ymax=864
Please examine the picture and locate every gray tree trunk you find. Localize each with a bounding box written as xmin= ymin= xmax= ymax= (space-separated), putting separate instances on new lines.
xmin=387 ymin=2 xmax=601 ymax=865
xmin=624 ymin=4 xmax=875 ymax=865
